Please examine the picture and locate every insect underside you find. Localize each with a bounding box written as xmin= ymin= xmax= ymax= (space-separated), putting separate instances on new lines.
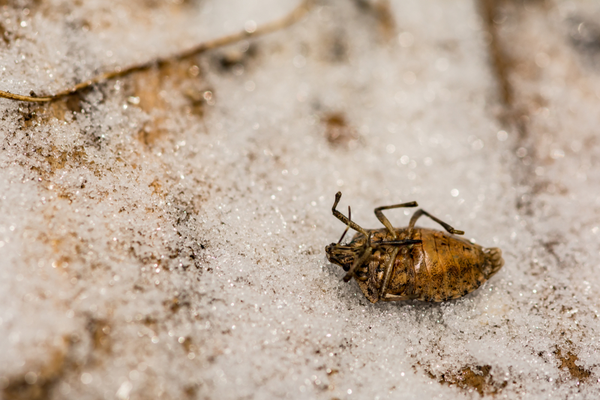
xmin=325 ymin=192 xmax=504 ymax=303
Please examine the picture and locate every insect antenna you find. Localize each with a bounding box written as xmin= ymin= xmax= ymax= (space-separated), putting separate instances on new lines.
xmin=336 ymin=206 xmax=352 ymax=245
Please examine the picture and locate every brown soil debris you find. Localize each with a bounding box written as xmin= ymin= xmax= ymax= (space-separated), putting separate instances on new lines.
xmin=40 ymin=146 xmax=89 ymax=172
xmin=354 ymin=0 xmax=396 ymax=41
xmin=323 ymin=113 xmax=358 ymax=149
xmin=478 ymin=0 xmax=514 ymax=112
xmin=148 ymin=178 xmax=163 ymax=196
xmin=2 ymin=347 xmax=68 ymax=400
xmin=555 ymin=348 xmax=591 ymax=383
xmin=428 ymin=365 xmax=507 ymax=396
xmin=86 ymin=317 xmax=112 ymax=354
xmin=132 ymin=61 xmax=211 ymax=145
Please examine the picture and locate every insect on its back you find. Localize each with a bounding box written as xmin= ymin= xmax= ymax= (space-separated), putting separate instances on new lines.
xmin=325 ymin=192 xmax=504 ymax=303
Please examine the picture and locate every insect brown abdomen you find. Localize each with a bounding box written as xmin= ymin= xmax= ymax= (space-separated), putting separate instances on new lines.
xmin=405 ymin=228 xmax=488 ymax=302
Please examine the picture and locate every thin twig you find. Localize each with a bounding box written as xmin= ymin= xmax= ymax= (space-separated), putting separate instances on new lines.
xmin=0 ymin=0 xmax=311 ymax=103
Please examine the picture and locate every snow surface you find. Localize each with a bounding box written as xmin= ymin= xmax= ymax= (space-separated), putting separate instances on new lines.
xmin=1 ymin=0 xmax=600 ymax=399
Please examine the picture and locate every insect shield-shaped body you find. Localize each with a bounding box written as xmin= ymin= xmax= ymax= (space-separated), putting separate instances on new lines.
xmin=325 ymin=192 xmax=504 ymax=303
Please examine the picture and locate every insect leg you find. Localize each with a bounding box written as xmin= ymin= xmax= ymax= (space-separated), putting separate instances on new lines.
xmin=380 ymin=247 xmax=400 ymax=298
xmin=381 ymin=294 xmax=410 ymax=302
xmin=342 ymin=246 xmax=373 ymax=282
xmin=332 ymin=192 xmax=370 ymax=237
xmin=408 ymin=209 xmax=464 ymax=235
xmin=374 ymin=201 xmax=419 ymax=238
xmin=378 ymin=239 xmax=422 ymax=246
xmin=378 ymin=239 xmax=421 ymax=298
xmin=336 ymin=206 xmax=352 ymax=245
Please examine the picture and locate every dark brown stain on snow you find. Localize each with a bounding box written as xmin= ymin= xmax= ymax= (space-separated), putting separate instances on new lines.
xmin=16 ymin=94 xmax=85 ymax=128
xmin=25 ymin=145 xmax=101 ymax=181
xmin=425 ymin=364 xmax=507 ymax=397
xmin=478 ymin=0 xmax=515 ymax=111
xmin=567 ymin=17 xmax=600 ymax=68
xmin=476 ymin=0 xmax=556 ymax=213
xmin=353 ymin=0 xmax=396 ymax=41
xmin=214 ymin=43 xmax=258 ymax=73
xmin=323 ymin=113 xmax=358 ymax=149
xmin=555 ymin=348 xmax=591 ymax=383
xmin=2 ymin=349 xmax=67 ymax=400
xmin=131 ymin=60 xmax=212 ymax=145
xmin=0 ymin=22 xmax=10 ymax=46
xmin=87 ymin=317 xmax=112 ymax=354
xmin=148 ymin=178 xmax=164 ymax=197
xmin=41 ymin=146 xmax=90 ymax=172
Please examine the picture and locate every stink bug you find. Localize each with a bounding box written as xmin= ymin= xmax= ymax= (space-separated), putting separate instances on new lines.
xmin=325 ymin=192 xmax=504 ymax=303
